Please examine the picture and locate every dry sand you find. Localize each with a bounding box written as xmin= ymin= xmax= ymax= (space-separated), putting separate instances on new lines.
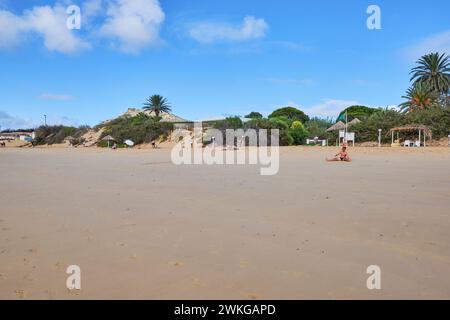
xmin=1 ymin=146 xmax=450 ymax=299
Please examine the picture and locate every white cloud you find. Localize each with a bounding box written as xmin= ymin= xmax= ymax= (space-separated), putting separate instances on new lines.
xmin=188 ymin=16 xmax=268 ymax=44
xmin=0 ymin=110 xmax=35 ymax=130
xmin=98 ymin=0 xmax=165 ymax=53
xmin=403 ymin=30 xmax=450 ymax=61
xmin=0 ymin=0 xmax=166 ymax=54
xmin=0 ymin=10 xmax=27 ymax=49
xmin=38 ymin=93 xmax=74 ymax=101
xmin=24 ymin=4 xmax=91 ymax=54
xmin=83 ymin=0 xmax=103 ymax=20
xmin=0 ymin=4 xmax=90 ymax=54
xmin=302 ymin=99 xmax=360 ymax=119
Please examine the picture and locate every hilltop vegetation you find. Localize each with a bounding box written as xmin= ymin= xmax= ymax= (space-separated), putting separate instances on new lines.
xmin=98 ymin=113 xmax=173 ymax=146
xmin=32 ymin=125 xmax=90 ymax=146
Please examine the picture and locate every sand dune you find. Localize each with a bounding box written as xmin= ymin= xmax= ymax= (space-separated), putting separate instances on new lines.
xmin=1 ymin=146 xmax=450 ymax=299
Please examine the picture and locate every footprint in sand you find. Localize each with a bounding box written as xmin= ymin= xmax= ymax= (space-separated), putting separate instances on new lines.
xmin=23 ymin=273 xmax=35 ymax=282
xmin=191 ymin=277 xmax=207 ymax=288
xmin=0 ymin=273 xmax=6 ymax=280
xmin=28 ymin=248 xmax=38 ymax=254
xmin=244 ymin=292 xmax=263 ymax=300
xmin=14 ymin=289 xmax=26 ymax=299
xmin=130 ymin=254 xmax=139 ymax=260
xmin=169 ymin=261 xmax=184 ymax=267
xmin=67 ymin=289 xmax=81 ymax=296
xmin=239 ymin=260 xmax=248 ymax=269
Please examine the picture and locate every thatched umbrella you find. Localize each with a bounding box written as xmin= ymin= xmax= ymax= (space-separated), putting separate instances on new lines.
xmin=348 ymin=118 xmax=361 ymax=126
xmin=102 ymin=135 xmax=115 ymax=148
xmin=326 ymin=121 xmax=346 ymax=132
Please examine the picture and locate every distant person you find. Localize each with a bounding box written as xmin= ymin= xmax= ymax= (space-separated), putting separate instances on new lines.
xmin=326 ymin=143 xmax=351 ymax=162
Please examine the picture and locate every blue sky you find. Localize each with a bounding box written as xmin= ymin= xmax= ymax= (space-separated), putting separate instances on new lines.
xmin=1 ymin=0 xmax=449 ymax=129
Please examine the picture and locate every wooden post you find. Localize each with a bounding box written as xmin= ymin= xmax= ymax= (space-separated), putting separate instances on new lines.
xmin=391 ymin=131 xmax=394 ymax=145
xmin=424 ymin=131 xmax=426 ymax=147
xmin=419 ymin=130 xmax=421 ymax=147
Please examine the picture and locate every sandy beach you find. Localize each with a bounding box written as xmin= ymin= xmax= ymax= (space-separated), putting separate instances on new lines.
xmin=1 ymin=146 xmax=450 ymax=299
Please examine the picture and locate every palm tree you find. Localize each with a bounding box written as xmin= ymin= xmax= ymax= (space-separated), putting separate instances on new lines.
xmin=399 ymin=82 xmax=435 ymax=113
xmin=143 ymin=95 xmax=171 ymax=117
xmin=410 ymin=52 xmax=450 ymax=102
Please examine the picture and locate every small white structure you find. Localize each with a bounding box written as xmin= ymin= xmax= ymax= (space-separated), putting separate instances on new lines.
xmin=19 ymin=135 xmax=32 ymax=141
xmin=339 ymin=130 xmax=355 ymax=147
xmin=306 ymin=137 xmax=327 ymax=146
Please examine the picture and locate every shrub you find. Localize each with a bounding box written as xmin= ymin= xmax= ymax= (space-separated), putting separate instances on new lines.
xmin=244 ymin=117 xmax=293 ymax=146
xmin=305 ymin=117 xmax=333 ymax=138
xmin=100 ymin=114 xmax=172 ymax=145
xmin=352 ymin=109 xmax=403 ymax=143
xmin=289 ymin=121 xmax=309 ymax=145
xmin=34 ymin=125 xmax=77 ymax=145
xmin=213 ymin=117 xmax=243 ymax=130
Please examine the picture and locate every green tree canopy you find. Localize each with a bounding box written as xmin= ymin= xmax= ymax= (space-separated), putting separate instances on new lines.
xmin=143 ymin=95 xmax=172 ymax=118
xmin=245 ymin=112 xmax=263 ymax=119
xmin=337 ymin=105 xmax=378 ymax=122
xmin=410 ymin=52 xmax=450 ymax=97
xmin=269 ymin=107 xmax=309 ymax=124
xmin=399 ymin=82 xmax=436 ymax=113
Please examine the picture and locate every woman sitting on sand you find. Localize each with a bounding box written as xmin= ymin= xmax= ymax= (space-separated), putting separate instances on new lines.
xmin=326 ymin=143 xmax=351 ymax=162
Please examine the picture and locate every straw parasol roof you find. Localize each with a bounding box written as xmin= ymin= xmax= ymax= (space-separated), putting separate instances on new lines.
xmin=102 ymin=135 xmax=115 ymax=141
xmin=388 ymin=124 xmax=432 ymax=139
xmin=348 ymin=118 xmax=361 ymax=126
xmin=326 ymin=121 xmax=346 ymax=132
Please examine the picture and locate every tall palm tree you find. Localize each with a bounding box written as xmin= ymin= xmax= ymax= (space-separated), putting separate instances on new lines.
xmin=143 ymin=95 xmax=171 ymax=117
xmin=399 ymin=82 xmax=434 ymax=113
xmin=410 ymin=52 xmax=450 ymax=101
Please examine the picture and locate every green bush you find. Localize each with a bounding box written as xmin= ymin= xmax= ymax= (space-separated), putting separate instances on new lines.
xmin=213 ymin=117 xmax=243 ymax=130
xmin=244 ymin=117 xmax=293 ymax=146
xmin=34 ymin=125 xmax=76 ymax=145
xmin=289 ymin=121 xmax=309 ymax=145
xmin=33 ymin=125 xmax=91 ymax=145
xmin=100 ymin=114 xmax=172 ymax=145
xmin=352 ymin=109 xmax=403 ymax=143
xmin=305 ymin=117 xmax=333 ymax=138
xmin=351 ymin=107 xmax=450 ymax=142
